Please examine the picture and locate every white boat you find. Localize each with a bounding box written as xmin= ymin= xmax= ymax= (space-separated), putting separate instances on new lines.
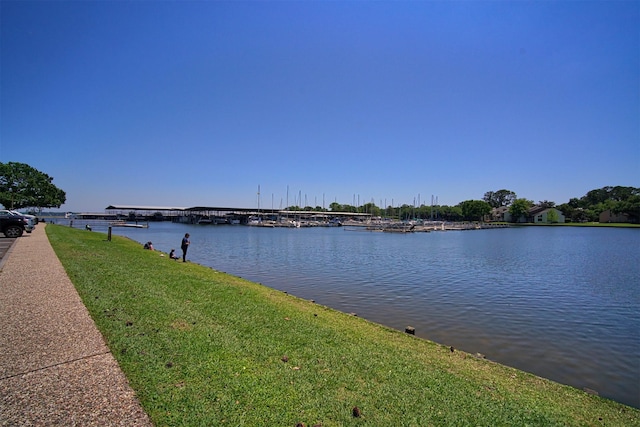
xmin=198 ymin=217 xmax=213 ymax=225
xmin=110 ymin=221 xmax=148 ymax=228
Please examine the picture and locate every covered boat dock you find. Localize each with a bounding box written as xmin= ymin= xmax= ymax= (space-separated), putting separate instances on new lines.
xmin=104 ymin=205 xmax=371 ymax=225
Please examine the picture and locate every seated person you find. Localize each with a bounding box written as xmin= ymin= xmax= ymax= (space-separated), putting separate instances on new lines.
xmin=169 ymin=249 xmax=179 ymax=260
xmin=143 ymin=241 xmax=154 ymax=250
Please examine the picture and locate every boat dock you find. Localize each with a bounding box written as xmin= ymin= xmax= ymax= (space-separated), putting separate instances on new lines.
xmin=344 ymin=221 xmax=510 ymax=233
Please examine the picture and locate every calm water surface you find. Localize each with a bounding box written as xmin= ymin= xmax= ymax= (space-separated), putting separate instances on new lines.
xmin=111 ymin=223 xmax=640 ymax=408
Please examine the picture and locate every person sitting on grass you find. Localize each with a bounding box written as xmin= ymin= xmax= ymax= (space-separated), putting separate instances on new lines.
xmin=143 ymin=241 xmax=154 ymax=250
xmin=169 ymin=249 xmax=179 ymax=260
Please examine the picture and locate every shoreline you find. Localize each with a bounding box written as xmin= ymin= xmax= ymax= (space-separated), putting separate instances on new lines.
xmin=44 ymin=224 xmax=640 ymax=424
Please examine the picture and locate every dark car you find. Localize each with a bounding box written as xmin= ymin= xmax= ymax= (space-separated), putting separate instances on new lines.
xmin=0 ymin=210 xmax=28 ymax=238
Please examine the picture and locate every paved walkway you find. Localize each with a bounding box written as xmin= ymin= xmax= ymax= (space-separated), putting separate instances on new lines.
xmin=0 ymin=225 xmax=152 ymax=426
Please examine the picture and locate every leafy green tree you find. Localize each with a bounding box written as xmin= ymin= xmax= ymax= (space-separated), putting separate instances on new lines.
xmin=328 ymin=202 xmax=358 ymax=213
xmin=583 ymin=187 xmax=612 ymax=206
xmin=329 ymin=202 xmax=342 ymax=212
xmin=610 ymin=186 xmax=640 ymax=201
xmin=574 ymin=208 xmax=590 ymax=223
xmin=416 ymin=204 xmax=431 ymax=220
xmin=582 ymin=186 xmax=639 ymax=206
xmin=483 ymin=189 xmax=517 ymax=208
xmin=458 ymin=200 xmax=491 ymax=221
xmin=508 ymin=198 xmax=533 ymax=223
xmin=0 ymin=162 xmax=66 ymax=210
xmin=361 ymin=202 xmax=380 ymax=216
xmin=439 ymin=205 xmax=463 ymax=221
xmin=556 ymin=203 xmax=574 ymax=222
xmin=562 ymin=186 xmax=639 ymax=222
xmin=613 ymin=195 xmax=640 ymax=223
xmin=546 ymin=209 xmax=559 ymax=223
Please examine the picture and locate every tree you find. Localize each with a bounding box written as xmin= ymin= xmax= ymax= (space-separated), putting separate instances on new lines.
xmin=483 ymin=189 xmax=517 ymax=208
xmin=361 ymin=202 xmax=380 ymax=216
xmin=438 ymin=205 xmax=463 ymax=221
xmin=508 ymin=198 xmax=533 ymax=223
xmin=583 ymin=187 xmax=612 ymax=206
xmin=609 ymin=186 xmax=640 ymax=201
xmin=0 ymin=162 xmax=66 ymax=210
xmin=458 ymin=200 xmax=492 ymax=221
xmin=546 ymin=209 xmax=559 ymax=223
xmin=613 ymin=195 xmax=640 ymax=223
xmin=564 ymin=186 xmax=640 ymax=223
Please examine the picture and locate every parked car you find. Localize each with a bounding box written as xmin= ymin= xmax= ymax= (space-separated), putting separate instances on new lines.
xmin=0 ymin=210 xmax=29 ymax=237
xmin=10 ymin=211 xmax=36 ymax=232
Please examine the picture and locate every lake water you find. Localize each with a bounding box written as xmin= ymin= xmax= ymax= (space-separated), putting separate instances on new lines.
xmin=107 ymin=222 xmax=639 ymax=408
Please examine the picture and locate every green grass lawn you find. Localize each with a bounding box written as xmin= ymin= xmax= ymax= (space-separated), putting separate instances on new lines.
xmin=47 ymin=225 xmax=639 ymax=426
xmin=518 ymin=222 xmax=640 ymax=228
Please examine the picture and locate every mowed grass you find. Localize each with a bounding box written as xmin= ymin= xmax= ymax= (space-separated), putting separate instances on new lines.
xmin=520 ymin=222 xmax=640 ymax=228
xmin=47 ymin=225 xmax=639 ymax=426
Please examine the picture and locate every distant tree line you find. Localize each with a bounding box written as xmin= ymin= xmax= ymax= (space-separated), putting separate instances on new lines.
xmin=556 ymin=186 xmax=639 ymax=223
xmin=286 ymin=186 xmax=639 ymax=223
xmin=2 ymin=162 xmax=636 ymax=224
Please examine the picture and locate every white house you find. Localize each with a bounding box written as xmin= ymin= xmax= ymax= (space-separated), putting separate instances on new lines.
xmin=492 ymin=206 xmax=565 ymax=223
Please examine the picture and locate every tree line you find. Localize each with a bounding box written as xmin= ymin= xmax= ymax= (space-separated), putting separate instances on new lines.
xmin=289 ymin=187 xmax=639 ymax=223
xmin=556 ymin=186 xmax=639 ymax=223
xmin=287 ymin=200 xmax=489 ymax=222
xmin=1 ymin=162 xmax=637 ymax=223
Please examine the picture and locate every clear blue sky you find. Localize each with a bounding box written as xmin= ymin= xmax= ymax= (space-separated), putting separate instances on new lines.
xmin=1 ymin=0 xmax=638 ymax=212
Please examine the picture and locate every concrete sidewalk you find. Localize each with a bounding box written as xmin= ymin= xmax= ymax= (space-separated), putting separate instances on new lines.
xmin=0 ymin=225 xmax=152 ymax=426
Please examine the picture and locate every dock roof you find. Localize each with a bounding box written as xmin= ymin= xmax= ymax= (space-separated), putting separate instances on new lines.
xmin=105 ymin=205 xmax=189 ymax=211
xmin=105 ymin=205 xmax=371 ymax=216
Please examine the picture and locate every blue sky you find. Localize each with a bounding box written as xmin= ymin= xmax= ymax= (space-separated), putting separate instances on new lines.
xmin=1 ymin=1 xmax=638 ymax=212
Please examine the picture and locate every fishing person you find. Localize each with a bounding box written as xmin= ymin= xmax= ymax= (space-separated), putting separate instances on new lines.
xmin=181 ymin=233 xmax=190 ymax=262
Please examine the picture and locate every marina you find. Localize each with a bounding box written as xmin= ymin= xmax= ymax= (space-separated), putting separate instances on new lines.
xmin=52 ymin=204 xmax=514 ymax=233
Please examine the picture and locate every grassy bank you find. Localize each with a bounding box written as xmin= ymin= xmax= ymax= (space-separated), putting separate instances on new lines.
xmin=47 ymin=225 xmax=639 ymax=426
xmin=517 ymin=222 xmax=640 ymax=228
